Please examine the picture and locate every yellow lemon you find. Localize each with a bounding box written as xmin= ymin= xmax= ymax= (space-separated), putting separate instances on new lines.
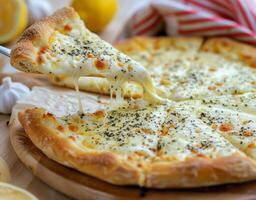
xmin=0 ymin=182 xmax=38 ymax=200
xmin=72 ymin=0 xmax=118 ymax=32
xmin=0 ymin=0 xmax=28 ymax=44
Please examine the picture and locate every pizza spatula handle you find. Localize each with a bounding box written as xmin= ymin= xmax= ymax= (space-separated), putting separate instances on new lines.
xmin=0 ymin=46 xmax=11 ymax=57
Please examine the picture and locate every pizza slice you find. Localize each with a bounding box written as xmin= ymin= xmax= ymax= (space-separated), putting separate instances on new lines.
xmin=18 ymin=104 xmax=168 ymax=186
xmin=10 ymin=7 xmax=164 ymax=103
xmin=192 ymin=93 xmax=256 ymax=160
xmin=168 ymin=52 xmax=256 ymax=100
xmin=197 ymin=105 xmax=256 ymax=160
xmin=146 ymin=103 xmax=256 ymax=188
xmin=146 ymin=38 xmax=256 ymax=100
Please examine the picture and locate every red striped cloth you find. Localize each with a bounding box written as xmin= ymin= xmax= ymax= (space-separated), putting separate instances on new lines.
xmin=121 ymin=0 xmax=256 ymax=45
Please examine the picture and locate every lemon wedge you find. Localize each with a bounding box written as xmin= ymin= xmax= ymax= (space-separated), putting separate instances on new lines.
xmin=0 ymin=182 xmax=38 ymax=200
xmin=0 ymin=0 xmax=28 ymax=44
xmin=72 ymin=0 xmax=118 ymax=32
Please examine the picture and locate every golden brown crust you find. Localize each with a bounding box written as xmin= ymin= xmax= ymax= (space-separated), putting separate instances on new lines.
xmin=146 ymin=155 xmax=256 ymax=188
xmin=115 ymin=36 xmax=203 ymax=53
xmin=202 ymin=37 xmax=256 ymax=68
xmin=18 ymin=108 xmax=143 ymax=186
xmin=18 ymin=108 xmax=256 ymax=188
xmin=10 ymin=7 xmax=78 ymax=72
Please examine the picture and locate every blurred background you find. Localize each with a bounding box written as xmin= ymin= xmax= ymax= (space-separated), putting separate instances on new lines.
xmin=0 ymin=0 xmax=138 ymax=72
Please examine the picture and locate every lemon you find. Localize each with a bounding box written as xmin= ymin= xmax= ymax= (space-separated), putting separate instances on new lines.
xmin=72 ymin=0 xmax=118 ymax=32
xmin=0 ymin=182 xmax=38 ymax=200
xmin=0 ymin=0 xmax=28 ymax=44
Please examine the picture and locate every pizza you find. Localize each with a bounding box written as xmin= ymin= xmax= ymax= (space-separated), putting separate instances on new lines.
xmin=10 ymin=7 xmax=256 ymax=188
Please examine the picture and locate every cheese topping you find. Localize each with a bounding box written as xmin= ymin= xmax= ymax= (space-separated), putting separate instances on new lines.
xmin=35 ymin=98 xmax=245 ymax=164
xmin=170 ymin=53 xmax=256 ymax=100
xmin=73 ymin=77 xmax=83 ymax=113
xmin=197 ymin=106 xmax=256 ymax=159
xmin=125 ymin=49 xmax=256 ymax=100
xmin=27 ymin=36 xmax=256 ymax=164
xmin=22 ymin=88 xmax=255 ymax=163
xmin=50 ymin=104 xmax=169 ymax=161
xmin=158 ymin=104 xmax=237 ymax=161
xmin=33 ymin=19 xmax=165 ymax=105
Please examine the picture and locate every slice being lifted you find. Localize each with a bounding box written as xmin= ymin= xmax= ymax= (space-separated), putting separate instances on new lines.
xmin=147 ymin=103 xmax=256 ymax=188
xmin=10 ymin=7 xmax=164 ymax=104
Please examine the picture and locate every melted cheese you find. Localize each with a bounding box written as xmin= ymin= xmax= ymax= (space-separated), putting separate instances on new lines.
xmin=17 ymin=85 xmax=256 ymax=170
xmin=55 ymin=104 xmax=169 ymax=160
xmin=158 ymin=103 xmax=237 ymax=161
xmin=34 ymin=19 xmax=165 ymax=106
xmin=73 ymin=78 xmax=83 ymax=113
xmin=201 ymin=93 xmax=256 ymax=115
xmin=197 ymin=106 xmax=256 ymax=159
xmin=127 ymin=50 xmax=256 ymax=100
xmin=38 ymin=99 xmax=245 ymax=164
xmin=21 ymin=40 xmax=256 ymax=162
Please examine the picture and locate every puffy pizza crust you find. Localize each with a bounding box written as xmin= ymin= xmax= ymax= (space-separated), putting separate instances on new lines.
xmin=145 ymin=154 xmax=256 ymax=188
xmin=10 ymin=7 xmax=78 ymax=73
xmin=114 ymin=36 xmax=203 ymax=53
xmin=202 ymin=37 xmax=256 ymax=68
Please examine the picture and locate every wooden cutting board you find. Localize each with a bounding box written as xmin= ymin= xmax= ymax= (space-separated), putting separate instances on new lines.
xmin=7 ymin=85 xmax=256 ymax=200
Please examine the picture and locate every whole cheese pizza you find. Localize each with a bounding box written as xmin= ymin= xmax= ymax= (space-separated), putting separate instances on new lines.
xmin=10 ymin=7 xmax=256 ymax=188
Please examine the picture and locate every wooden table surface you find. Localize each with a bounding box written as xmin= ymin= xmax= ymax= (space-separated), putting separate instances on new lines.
xmin=0 ymin=0 xmax=138 ymax=199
